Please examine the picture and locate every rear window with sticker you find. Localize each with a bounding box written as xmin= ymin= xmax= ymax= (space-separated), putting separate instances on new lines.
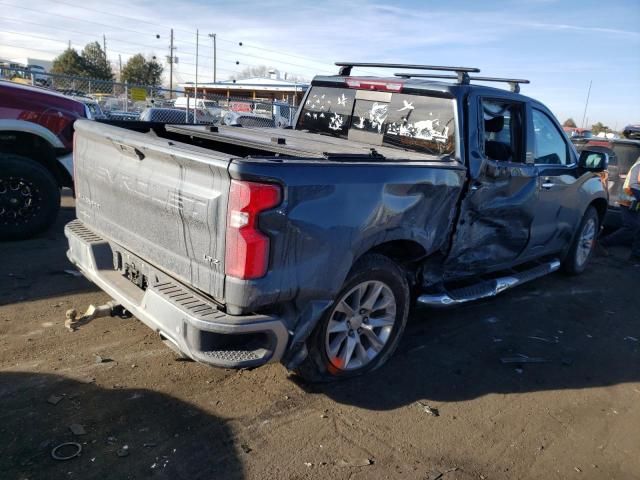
xmin=298 ymin=87 xmax=356 ymax=138
xmin=298 ymin=86 xmax=456 ymax=156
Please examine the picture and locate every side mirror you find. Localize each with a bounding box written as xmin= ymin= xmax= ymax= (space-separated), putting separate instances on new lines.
xmin=578 ymin=149 xmax=608 ymax=172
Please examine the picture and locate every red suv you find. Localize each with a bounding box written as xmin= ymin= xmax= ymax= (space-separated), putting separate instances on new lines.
xmin=0 ymin=81 xmax=89 ymax=240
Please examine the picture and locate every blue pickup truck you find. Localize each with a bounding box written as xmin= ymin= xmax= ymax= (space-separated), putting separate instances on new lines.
xmin=65 ymin=62 xmax=609 ymax=381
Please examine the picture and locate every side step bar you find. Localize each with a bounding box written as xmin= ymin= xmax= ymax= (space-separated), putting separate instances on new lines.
xmin=417 ymin=259 xmax=561 ymax=307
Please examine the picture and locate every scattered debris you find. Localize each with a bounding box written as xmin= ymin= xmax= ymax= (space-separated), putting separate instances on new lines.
xmin=107 ymin=436 xmax=117 ymax=444
xmin=69 ymin=424 xmax=86 ymax=436
xmin=47 ymin=394 xmax=64 ymax=405
xmin=515 ymin=368 xmax=524 ymax=374
xmin=336 ymin=458 xmax=373 ymax=468
xmin=586 ymin=334 xmax=593 ymax=339
xmin=484 ymin=316 xmax=499 ymax=324
xmin=143 ymin=443 xmax=157 ymax=448
xmin=426 ymin=467 xmax=458 ymax=479
xmin=241 ymin=444 xmax=252 ymax=454
xmin=320 ymin=413 xmax=328 ymax=419
xmin=94 ymin=354 xmax=112 ymax=364
xmin=574 ymin=466 xmax=582 ymax=472
xmin=304 ymin=462 xmax=313 ymax=467
xmin=500 ymin=354 xmax=548 ymax=364
xmin=51 ymin=442 xmax=82 ymax=461
xmin=64 ymin=269 xmax=83 ymax=277
xmin=624 ymin=336 xmax=638 ymax=342
xmin=416 ymin=401 xmax=439 ymax=416
xmin=117 ymin=445 xmax=130 ymax=457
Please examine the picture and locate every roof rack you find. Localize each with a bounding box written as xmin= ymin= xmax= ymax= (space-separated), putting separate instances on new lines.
xmin=394 ymin=73 xmax=530 ymax=93
xmin=335 ymin=62 xmax=480 ymax=84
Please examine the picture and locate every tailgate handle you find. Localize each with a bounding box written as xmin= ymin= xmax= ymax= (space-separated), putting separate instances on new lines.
xmin=112 ymin=140 xmax=146 ymax=161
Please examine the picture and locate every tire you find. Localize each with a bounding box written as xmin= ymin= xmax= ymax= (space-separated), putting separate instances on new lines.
xmin=0 ymin=154 xmax=60 ymax=241
xmin=562 ymin=206 xmax=599 ymax=275
xmin=295 ymin=254 xmax=410 ymax=382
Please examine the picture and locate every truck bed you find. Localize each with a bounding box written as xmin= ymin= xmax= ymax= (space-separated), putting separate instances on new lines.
xmin=166 ymin=124 xmax=443 ymax=161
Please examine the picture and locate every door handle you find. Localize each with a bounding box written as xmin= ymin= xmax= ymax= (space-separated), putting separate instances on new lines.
xmin=541 ymin=182 xmax=554 ymax=189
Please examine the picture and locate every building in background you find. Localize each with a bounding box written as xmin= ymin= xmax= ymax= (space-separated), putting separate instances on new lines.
xmin=180 ymin=76 xmax=308 ymax=106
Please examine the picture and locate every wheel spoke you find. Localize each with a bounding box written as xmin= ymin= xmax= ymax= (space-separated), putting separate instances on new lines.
xmin=367 ymin=314 xmax=395 ymax=328
xmin=328 ymin=331 xmax=347 ymax=358
xmin=334 ymin=300 xmax=354 ymax=317
xmin=361 ymin=282 xmax=384 ymax=310
xmin=339 ymin=335 xmax=357 ymax=367
xmin=361 ymin=326 xmax=385 ymax=352
xmin=328 ymin=318 xmax=349 ymax=333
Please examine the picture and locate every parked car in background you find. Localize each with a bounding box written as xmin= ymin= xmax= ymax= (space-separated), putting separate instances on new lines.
xmin=26 ymin=64 xmax=49 ymax=86
xmin=0 ymin=81 xmax=88 ymax=240
xmin=65 ymin=94 xmax=108 ymax=120
xmin=222 ymin=101 xmax=295 ymax=128
xmin=174 ymin=97 xmax=224 ymax=123
xmin=139 ymin=108 xmax=196 ymax=123
xmin=66 ymin=62 xmax=608 ymax=381
xmin=622 ymin=124 xmax=640 ymax=139
xmin=563 ymin=127 xmax=593 ymax=139
xmin=572 ymin=136 xmax=640 ymax=228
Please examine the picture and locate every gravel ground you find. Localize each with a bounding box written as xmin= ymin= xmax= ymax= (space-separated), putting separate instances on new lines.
xmin=1 ymin=193 xmax=639 ymax=480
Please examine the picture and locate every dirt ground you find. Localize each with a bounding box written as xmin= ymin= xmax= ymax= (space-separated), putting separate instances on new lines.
xmin=1 ymin=193 xmax=639 ymax=480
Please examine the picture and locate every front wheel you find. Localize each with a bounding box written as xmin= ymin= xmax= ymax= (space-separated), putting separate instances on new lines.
xmin=295 ymin=254 xmax=410 ymax=382
xmin=562 ymin=206 xmax=599 ymax=275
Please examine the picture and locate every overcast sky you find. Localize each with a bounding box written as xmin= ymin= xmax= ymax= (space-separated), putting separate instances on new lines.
xmin=1 ymin=0 xmax=638 ymax=128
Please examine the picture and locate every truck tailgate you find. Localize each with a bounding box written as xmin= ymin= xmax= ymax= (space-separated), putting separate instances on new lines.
xmin=73 ymin=120 xmax=230 ymax=302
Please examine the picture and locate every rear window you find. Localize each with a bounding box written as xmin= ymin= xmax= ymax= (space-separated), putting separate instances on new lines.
xmin=611 ymin=143 xmax=640 ymax=173
xmin=298 ymin=86 xmax=456 ymax=156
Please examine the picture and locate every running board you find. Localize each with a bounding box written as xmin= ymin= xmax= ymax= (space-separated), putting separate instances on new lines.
xmin=417 ymin=259 xmax=561 ymax=307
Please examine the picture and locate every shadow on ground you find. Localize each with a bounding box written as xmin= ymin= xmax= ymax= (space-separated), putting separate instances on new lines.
xmin=0 ymin=372 xmax=242 ymax=480
xmin=295 ymin=251 xmax=640 ymax=409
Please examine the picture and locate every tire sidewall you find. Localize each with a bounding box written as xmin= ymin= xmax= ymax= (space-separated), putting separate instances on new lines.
xmin=565 ymin=207 xmax=599 ymax=274
xmin=310 ymin=255 xmax=410 ymax=380
xmin=0 ymin=154 xmax=60 ymax=241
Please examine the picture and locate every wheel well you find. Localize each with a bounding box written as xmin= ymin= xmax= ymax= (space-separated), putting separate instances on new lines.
xmin=0 ymin=131 xmax=69 ymax=187
xmin=590 ymin=198 xmax=608 ymax=224
xmin=368 ymin=239 xmax=427 ymax=266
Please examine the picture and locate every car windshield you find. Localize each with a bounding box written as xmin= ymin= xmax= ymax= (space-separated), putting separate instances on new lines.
xmin=297 ymin=86 xmax=456 ymax=157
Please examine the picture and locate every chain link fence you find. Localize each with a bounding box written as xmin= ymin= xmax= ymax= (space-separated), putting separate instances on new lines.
xmin=1 ymin=67 xmax=300 ymax=128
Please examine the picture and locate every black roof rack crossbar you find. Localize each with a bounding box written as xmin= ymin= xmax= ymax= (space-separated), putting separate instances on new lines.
xmin=394 ymin=73 xmax=530 ymax=93
xmin=335 ymin=62 xmax=480 ymax=84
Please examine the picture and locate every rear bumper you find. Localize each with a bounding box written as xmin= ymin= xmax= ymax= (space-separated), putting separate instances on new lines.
xmin=64 ymin=219 xmax=289 ymax=368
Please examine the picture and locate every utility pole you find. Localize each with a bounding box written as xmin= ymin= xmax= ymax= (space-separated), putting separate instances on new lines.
xmin=168 ymin=28 xmax=175 ymax=96
xmin=208 ymin=33 xmax=216 ymax=83
xmin=118 ymin=54 xmax=122 ymax=81
xmin=103 ymin=34 xmax=107 ymax=57
xmin=581 ymin=80 xmax=592 ymax=129
xmin=194 ymin=29 xmax=199 ymax=124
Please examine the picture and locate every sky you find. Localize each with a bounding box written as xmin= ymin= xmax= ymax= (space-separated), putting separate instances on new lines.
xmin=1 ymin=0 xmax=639 ymax=128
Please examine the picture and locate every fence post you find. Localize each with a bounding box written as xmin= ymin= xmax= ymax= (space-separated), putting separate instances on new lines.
xmin=124 ymin=82 xmax=128 ymax=112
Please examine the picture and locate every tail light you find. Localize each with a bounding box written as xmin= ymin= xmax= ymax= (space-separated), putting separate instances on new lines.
xmin=345 ymin=77 xmax=404 ymax=92
xmin=225 ymin=180 xmax=281 ymax=279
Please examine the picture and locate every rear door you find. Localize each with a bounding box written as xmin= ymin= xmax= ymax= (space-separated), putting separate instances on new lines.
xmin=73 ymin=120 xmax=231 ymax=302
xmin=445 ymin=94 xmax=538 ymax=276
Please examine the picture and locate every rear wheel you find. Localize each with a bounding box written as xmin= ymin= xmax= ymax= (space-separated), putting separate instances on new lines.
xmin=562 ymin=206 xmax=599 ymax=275
xmin=295 ymin=254 xmax=410 ymax=382
xmin=0 ymin=154 xmax=60 ymax=241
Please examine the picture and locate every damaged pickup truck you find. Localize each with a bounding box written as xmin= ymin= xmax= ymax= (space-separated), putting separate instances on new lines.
xmin=65 ymin=62 xmax=609 ymax=381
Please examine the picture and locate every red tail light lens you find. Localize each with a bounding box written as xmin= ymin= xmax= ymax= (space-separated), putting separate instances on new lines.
xmin=225 ymin=180 xmax=281 ymax=279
